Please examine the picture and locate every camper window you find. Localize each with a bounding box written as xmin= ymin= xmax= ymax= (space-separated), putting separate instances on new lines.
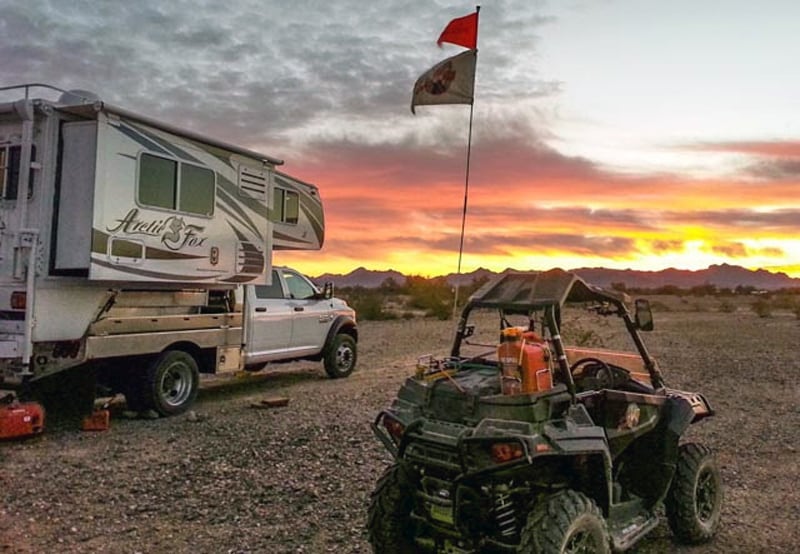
xmin=139 ymin=153 xmax=177 ymax=210
xmin=180 ymin=163 xmax=215 ymax=215
xmin=138 ymin=153 xmax=214 ymax=216
xmin=274 ymin=187 xmax=299 ymax=224
xmin=0 ymin=145 xmax=36 ymax=200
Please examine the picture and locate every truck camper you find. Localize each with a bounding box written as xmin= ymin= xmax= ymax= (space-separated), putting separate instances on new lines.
xmin=0 ymin=84 xmax=355 ymax=416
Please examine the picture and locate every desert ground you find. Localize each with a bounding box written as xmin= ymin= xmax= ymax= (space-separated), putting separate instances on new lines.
xmin=1 ymin=301 xmax=798 ymax=553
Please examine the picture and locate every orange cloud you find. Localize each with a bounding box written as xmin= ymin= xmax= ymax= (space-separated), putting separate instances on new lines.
xmin=277 ymin=133 xmax=800 ymax=278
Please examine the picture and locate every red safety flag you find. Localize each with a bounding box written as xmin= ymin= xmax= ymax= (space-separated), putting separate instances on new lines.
xmin=437 ymin=11 xmax=478 ymax=49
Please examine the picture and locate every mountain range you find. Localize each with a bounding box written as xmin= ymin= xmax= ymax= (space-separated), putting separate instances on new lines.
xmin=315 ymin=264 xmax=800 ymax=291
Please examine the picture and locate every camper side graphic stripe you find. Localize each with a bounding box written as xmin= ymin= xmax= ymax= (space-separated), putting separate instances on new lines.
xmin=217 ymin=174 xmax=268 ymax=219
xmin=273 ymin=230 xmax=313 ymax=250
xmin=300 ymin=198 xmax=324 ymax=247
xmin=91 ymin=257 xmax=220 ymax=281
xmin=216 ymin=183 xmax=262 ymax=239
xmin=228 ymin=226 xmax=265 ymax=274
xmin=91 ymin=230 xmax=204 ymax=260
xmin=125 ymin=121 xmax=203 ymax=164
xmin=112 ymin=123 xmax=171 ymax=157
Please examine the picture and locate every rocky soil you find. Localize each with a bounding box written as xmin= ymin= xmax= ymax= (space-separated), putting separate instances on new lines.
xmin=1 ymin=309 xmax=798 ymax=553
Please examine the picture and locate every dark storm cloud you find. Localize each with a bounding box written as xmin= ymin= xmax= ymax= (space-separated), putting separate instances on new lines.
xmin=320 ymin=231 xmax=638 ymax=261
xmin=708 ymin=241 xmax=747 ymax=258
xmin=650 ymin=240 xmax=684 ymax=253
xmin=684 ymin=141 xmax=800 ymax=180
xmin=394 ymin=231 xmax=637 ymax=258
xmin=707 ymin=242 xmax=784 ymax=259
xmin=0 ymin=0 xmax=558 ymax=151
xmin=299 ymin=113 xmax=605 ymax=186
xmin=745 ymin=159 xmax=800 ymax=180
xmin=663 ymin=208 xmax=800 ymax=231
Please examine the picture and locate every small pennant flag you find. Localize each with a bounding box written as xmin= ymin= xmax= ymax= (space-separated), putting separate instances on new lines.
xmin=437 ymin=12 xmax=478 ymax=49
xmin=411 ymin=49 xmax=476 ymax=114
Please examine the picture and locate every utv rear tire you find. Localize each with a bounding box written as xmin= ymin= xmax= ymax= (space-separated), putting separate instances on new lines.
xmin=144 ymin=350 xmax=199 ymax=416
xmin=520 ymin=489 xmax=610 ymax=554
xmin=665 ymin=442 xmax=723 ymax=544
xmin=367 ymin=464 xmax=416 ymax=554
xmin=324 ymin=333 xmax=356 ymax=378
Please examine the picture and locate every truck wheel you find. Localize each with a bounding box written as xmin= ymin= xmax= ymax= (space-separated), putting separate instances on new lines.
xmin=144 ymin=350 xmax=199 ymax=416
xmin=324 ymin=333 xmax=356 ymax=378
xmin=520 ymin=490 xmax=610 ymax=554
xmin=367 ymin=464 xmax=416 ymax=553
xmin=665 ymin=443 xmax=723 ymax=544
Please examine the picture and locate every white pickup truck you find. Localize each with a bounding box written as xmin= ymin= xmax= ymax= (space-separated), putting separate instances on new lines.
xmin=93 ymin=265 xmax=358 ymax=416
xmin=12 ymin=266 xmax=358 ymax=417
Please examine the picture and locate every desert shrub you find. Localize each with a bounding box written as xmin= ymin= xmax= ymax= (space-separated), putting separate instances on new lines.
xmin=406 ymin=275 xmax=454 ymax=319
xmin=772 ymin=294 xmax=798 ymax=311
xmin=751 ymin=298 xmax=772 ymax=318
xmin=341 ymin=287 xmax=393 ymax=320
xmin=561 ymin=321 xmax=605 ymax=347
xmin=689 ymin=283 xmax=717 ymax=296
xmin=718 ymin=300 xmax=737 ymax=313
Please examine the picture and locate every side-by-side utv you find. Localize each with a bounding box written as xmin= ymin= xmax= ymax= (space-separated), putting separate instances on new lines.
xmin=368 ymin=269 xmax=722 ymax=553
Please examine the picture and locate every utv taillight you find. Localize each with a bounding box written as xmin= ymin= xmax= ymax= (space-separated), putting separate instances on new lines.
xmin=10 ymin=291 xmax=26 ymax=310
xmin=381 ymin=414 xmax=406 ymax=444
xmin=490 ymin=441 xmax=525 ymax=464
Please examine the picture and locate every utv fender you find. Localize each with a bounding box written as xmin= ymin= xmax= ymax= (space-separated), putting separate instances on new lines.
xmin=541 ymin=404 xmax=610 ymax=456
xmin=666 ymin=395 xmax=697 ymax=437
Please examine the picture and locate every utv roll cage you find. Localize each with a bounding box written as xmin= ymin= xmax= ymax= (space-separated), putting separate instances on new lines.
xmin=451 ymin=269 xmax=665 ymax=397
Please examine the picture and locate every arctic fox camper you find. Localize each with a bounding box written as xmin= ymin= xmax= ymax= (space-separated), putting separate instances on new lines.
xmin=0 ymin=84 xmax=355 ymax=416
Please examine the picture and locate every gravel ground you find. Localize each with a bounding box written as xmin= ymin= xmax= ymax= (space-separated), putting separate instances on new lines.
xmin=1 ymin=309 xmax=798 ymax=553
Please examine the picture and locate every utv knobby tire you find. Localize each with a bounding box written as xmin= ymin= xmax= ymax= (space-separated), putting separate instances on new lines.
xmin=665 ymin=442 xmax=723 ymax=544
xmin=367 ymin=464 xmax=416 ymax=554
xmin=324 ymin=333 xmax=356 ymax=378
xmin=519 ymin=489 xmax=610 ymax=554
xmin=144 ymin=350 xmax=199 ymax=416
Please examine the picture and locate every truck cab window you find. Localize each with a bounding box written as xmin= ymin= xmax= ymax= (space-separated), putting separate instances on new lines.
xmin=283 ymin=270 xmax=316 ymax=299
xmin=254 ymin=271 xmax=285 ymax=299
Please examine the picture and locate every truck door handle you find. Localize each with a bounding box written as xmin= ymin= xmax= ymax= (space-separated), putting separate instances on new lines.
xmin=255 ymin=307 xmax=267 ymax=312
xmin=294 ymin=306 xmax=304 ymax=312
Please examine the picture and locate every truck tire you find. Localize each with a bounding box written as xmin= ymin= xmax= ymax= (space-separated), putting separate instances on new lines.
xmin=367 ymin=464 xmax=416 ymax=553
xmin=665 ymin=442 xmax=723 ymax=544
xmin=519 ymin=489 xmax=610 ymax=553
xmin=324 ymin=333 xmax=356 ymax=378
xmin=144 ymin=350 xmax=199 ymax=416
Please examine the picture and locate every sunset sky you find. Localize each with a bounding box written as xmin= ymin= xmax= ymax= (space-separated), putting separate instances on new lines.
xmin=2 ymin=0 xmax=799 ymax=277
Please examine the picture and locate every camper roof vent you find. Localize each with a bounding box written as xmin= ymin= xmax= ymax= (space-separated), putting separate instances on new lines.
xmin=58 ymin=89 xmax=101 ymax=105
xmin=238 ymin=165 xmax=268 ymax=201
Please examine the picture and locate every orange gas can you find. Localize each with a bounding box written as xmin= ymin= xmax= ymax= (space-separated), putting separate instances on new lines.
xmin=81 ymin=409 xmax=110 ymax=432
xmin=0 ymin=401 xmax=45 ymax=439
xmin=498 ymin=328 xmax=553 ymax=395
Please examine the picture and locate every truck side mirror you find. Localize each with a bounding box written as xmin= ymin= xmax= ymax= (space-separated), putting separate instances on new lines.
xmin=634 ymin=299 xmax=654 ymax=331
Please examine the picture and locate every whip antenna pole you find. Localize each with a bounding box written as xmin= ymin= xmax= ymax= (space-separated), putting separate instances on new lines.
xmin=452 ymin=5 xmax=480 ymax=318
